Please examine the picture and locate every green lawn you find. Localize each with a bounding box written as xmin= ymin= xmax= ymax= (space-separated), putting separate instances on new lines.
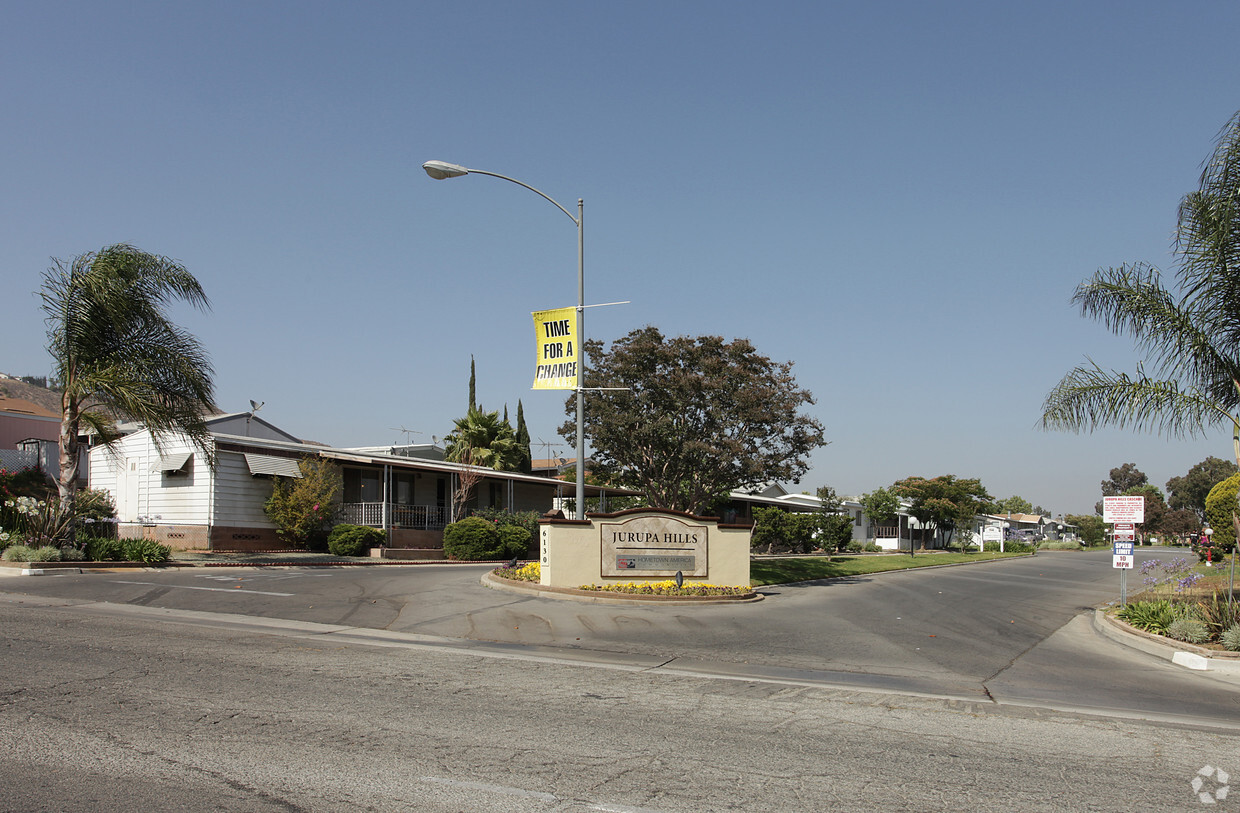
xmin=750 ymin=551 xmax=1030 ymax=586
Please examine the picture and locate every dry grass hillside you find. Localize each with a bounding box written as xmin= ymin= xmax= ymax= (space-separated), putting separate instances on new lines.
xmin=0 ymin=374 xmax=60 ymax=414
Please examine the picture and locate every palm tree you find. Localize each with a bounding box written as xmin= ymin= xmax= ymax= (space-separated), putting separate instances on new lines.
xmin=443 ymin=407 xmax=522 ymax=471
xmin=40 ymin=244 xmax=217 ymax=518
xmin=1041 ymin=111 xmax=1240 ymax=468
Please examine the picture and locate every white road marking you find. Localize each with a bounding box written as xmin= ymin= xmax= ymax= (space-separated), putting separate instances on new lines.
xmin=110 ymin=580 xmax=293 ymax=597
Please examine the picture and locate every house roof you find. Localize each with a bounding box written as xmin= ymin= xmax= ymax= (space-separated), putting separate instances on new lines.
xmin=204 ymin=432 xmax=641 ymax=498
xmin=0 ymin=396 xmax=57 ymax=419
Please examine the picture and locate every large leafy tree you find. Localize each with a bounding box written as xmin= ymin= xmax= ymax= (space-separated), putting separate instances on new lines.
xmin=1123 ymin=483 xmax=1169 ymax=542
xmin=860 ymin=487 xmax=900 ymax=529
xmin=1166 ymin=456 xmax=1238 ymax=521
xmin=1101 ymin=463 xmax=1148 ymax=497
xmin=891 ymin=475 xmax=995 ymax=548
xmin=1095 ymin=463 xmax=1149 ymax=514
xmin=443 ymin=406 xmax=522 ymax=471
xmin=564 ymin=327 xmax=826 ymax=514
xmin=40 ymin=244 xmax=217 ymax=517
xmin=1065 ymin=513 xmax=1106 ymax=547
xmin=997 ymin=495 xmax=1034 ymax=515
xmin=1041 ymin=111 xmax=1240 ymax=469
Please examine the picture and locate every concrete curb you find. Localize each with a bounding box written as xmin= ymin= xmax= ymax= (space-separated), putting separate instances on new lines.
xmin=1092 ymin=608 xmax=1240 ymax=675
xmin=481 ymin=570 xmax=764 ymax=605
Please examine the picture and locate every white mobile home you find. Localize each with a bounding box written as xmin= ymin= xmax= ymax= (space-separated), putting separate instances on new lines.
xmin=89 ymin=416 xmax=634 ymax=552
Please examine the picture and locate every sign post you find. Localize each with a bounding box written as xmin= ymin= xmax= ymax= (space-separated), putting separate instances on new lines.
xmin=1103 ymin=497 xmax=1144 ymax=606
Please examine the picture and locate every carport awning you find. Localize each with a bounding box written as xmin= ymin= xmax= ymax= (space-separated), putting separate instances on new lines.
xmin=151 ymin=452 xmax=192 ymax=473
xmin=244 ymin=453 xmax=303 ymax=478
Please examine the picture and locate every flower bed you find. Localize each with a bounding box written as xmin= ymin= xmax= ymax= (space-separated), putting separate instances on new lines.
xmin=578 ymin=580 xmax=752 ymax=597
xmin=1114 ymin=557 xmax=1240 ymax=649
xmin=489 ymin=562 xmax=755 ymax=598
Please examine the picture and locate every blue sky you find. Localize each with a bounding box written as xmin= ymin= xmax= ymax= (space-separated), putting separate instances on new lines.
xmin=3 ymin=1 xmax=1240 ymax=516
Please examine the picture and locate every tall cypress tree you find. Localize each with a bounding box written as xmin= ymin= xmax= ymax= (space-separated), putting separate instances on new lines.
xmin=515 ymin=399 xmax=532 ymax=473
xmin=468 ymin=355 xmax=476 ymax=412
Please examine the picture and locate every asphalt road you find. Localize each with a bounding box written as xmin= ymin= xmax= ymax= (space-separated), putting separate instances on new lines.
xmin=3 ymin=547 xmax=1238 ymax=725
xmin=2 ymin=598 xmax=1238 ymax=812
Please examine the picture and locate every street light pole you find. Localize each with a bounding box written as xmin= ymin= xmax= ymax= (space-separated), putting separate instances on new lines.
xmin=421 ymin=161 xmax=588 ymax=520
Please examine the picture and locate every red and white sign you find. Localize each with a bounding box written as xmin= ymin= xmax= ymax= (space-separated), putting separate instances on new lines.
xmin=1103 ymin=496 xmax=1145 ymax=524
xmin=1113 ymin=522 xmax=1135 ymax=542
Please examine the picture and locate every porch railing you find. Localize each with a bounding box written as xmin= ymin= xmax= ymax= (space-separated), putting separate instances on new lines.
xmin=338 ymin=503 xmax=449 ymax=531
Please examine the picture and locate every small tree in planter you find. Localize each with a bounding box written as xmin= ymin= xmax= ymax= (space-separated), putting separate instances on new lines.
xmin=264 ymin=456 xmax=340 ymax=551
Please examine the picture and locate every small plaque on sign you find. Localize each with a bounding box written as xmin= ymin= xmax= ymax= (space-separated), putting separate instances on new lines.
xmin=601 ymin=515 xmax=708 ymax=577
xmin=1113 ymin=554 xmax=1134 ymax=569
xmin=616 ymin=555 xmax=696 ymax=571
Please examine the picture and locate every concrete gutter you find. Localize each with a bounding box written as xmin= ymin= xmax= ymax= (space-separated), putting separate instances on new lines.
xmin=1093 ymin=608 xmax=1240 ymax=675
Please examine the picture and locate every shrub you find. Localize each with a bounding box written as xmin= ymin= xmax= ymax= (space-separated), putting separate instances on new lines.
xmin=4 ymin=496 xmax=72 ymax=547
xmin=471 ymin=507 xmax=540 ymax=537
xmin=81 ymin=535 xmax=123 ymax=561
xmin=120 ymin=538 xmax=171 ymax=564
xmin=59 ymin=546 xmax=84 ymax=561
xmin=1201 ymin=474 xmax=1240 ymax=561
xmin=497 ymin=525 xmax=533 ymax=558
xmin=0 ymin=466 xmax=54 ymax=501
xmin=864 ymin=543 xmax=882 ymax=552
xmin=1193 ymin=592 xmax=1240 ymax=637
xmin=28 ymin=546 xmax=61 ymax=562
xmin=1222 ymin=625 xmax=1240 ymax=652
xmin=442 ymin=516 xmax=503 ymax=560
xmin=73 ymin=488 xmax=117 ymax=524
xmin=327 ymin=524 xmax=384 ymax=557
xmin=2 ymin=545 xmax=36 ymax=562
xmin=1166 ymin=617 xmax=1211 ymax=644
xmin=845 ymin=540 xmax=864 ymax=553
xmin=987 ymin=541 xmax=1034 ymax=554
xmin=1117 ymin=599 xmax=1176 ymax=634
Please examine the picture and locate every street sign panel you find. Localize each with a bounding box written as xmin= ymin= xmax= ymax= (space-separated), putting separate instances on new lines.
xmin=1114 ymin=529 xmax=1135 ymax=542
xmin=1103 ymin=496 xmax=1145 ymax=523
xmin=1113 ymin=541 xmax=1134 ymax=555
xmin=1113 ymin=554 xmax=1134 ymax=569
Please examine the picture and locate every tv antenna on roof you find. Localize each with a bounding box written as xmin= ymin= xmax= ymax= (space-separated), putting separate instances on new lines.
xmin=536 ymin=438 xmax=562 ymax=460
xmin=390 ymin=426 xmax=422 ymax=444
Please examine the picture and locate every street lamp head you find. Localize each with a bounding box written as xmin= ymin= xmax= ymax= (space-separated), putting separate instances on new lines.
xmin=422 ymin=160 xmax=469 ymax=180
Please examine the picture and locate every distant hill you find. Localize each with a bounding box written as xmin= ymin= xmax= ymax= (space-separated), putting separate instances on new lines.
xmin=0 ymin=374 xmax=60 ymax=414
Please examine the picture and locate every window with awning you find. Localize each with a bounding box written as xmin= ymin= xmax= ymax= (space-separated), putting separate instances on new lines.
xmin=151 ymin=452 xmax=192 ymax=474
xmin=244 ymin=453 xmax=304 ymax=478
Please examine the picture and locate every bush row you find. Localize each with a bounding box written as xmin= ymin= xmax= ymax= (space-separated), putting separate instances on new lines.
xmin=442 ymin=516 xmax=532 ymax=561
xmin=2 ymin=536 xmax=171 ymax=564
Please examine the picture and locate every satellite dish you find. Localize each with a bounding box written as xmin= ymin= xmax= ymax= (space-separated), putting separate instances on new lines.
xmin=245 ymin=400 xmax=264 ymax=436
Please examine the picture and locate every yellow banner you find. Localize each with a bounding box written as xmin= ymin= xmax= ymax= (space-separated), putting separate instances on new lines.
xmin=532 ymin=307 xmax=578 ymax=390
